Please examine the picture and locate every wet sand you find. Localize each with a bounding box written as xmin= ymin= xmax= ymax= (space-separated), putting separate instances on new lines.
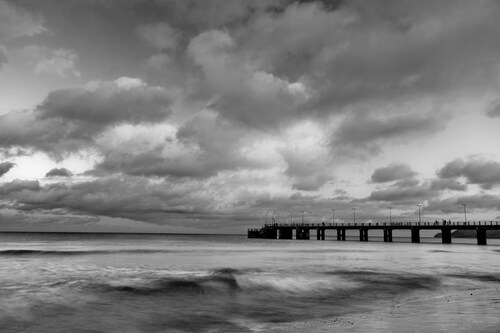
xmin=267 ymin=287 xmax=500 ymax=333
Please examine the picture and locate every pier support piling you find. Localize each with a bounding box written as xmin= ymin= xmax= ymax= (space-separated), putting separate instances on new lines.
xmin=315 ymin=228 xmax=325 ymax=240
xmin=411 ymin=228 xmax=420 ymax=243
xmin=336 ymin=228 xmax=346 ymax=241
xmin=383 ymin=228 xmax=393 ymax=242
xmin=278 ymin=228 xmax=293 ymax=240
xmin=477 ymin=228 xmax=487 ymax=245
xmin=441 ymin=228 xmax=452 ymax=244
xmin=296 ymin=228 xmax=310 ymax=240
xmin=359 ymin=228 xmax=368 ymax=241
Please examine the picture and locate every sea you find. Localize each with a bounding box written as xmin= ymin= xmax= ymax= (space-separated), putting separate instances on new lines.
xmin=0 ymin=232 xmax=500 ymax=333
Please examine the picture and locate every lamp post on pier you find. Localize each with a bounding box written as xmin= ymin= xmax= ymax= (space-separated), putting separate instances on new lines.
xmin=302 ymin=210 xmax=305 ymax=224
xmin=331 ymin=208 xmax=335 ymax=224
xmin=388 ymin=206 xmax=392 ymax=224
xmin=352 ymin=207 xmax=357 ymax=224
xmin=461 ymin=203 xmax=467 ymax=223
xmin=417 ymin=204 xmax=422 ymax=223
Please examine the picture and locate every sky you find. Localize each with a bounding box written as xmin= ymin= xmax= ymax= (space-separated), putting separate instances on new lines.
xmin=1 ymin=0 xmax=500 ymax=233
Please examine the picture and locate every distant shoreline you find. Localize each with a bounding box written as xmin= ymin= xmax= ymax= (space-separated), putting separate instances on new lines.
xmin=0 ymin=231 xmax=242 ymax=236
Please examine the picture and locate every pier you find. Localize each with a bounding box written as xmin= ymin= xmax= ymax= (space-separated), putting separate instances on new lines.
xmin=248 ymin=221 xmax=500 ymax=245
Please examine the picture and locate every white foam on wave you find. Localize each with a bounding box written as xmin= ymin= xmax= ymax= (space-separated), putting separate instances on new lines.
xmin=236 ymin=271 xmax=360 ymax=294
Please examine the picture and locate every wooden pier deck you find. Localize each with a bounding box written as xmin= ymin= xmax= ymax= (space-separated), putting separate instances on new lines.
xmin=248 ymin=221 xmax=500 ymax=245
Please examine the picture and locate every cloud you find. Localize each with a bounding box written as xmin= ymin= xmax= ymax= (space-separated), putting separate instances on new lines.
xmin=0 ymin=161 xmax=15 ymax=177
xmin=426 ymin=194 xmax=500 ymax=214
xmin=0 ymin=179 xmax=41 ymax=195
xmin=437 ymin=158 xmax=465 ymax=178
xmin=368 ymin=184 xmax=434 ymax=203
xmin=0 ymin=174 xmax=266 ymax=227
xmin=486 ymin=99 xmax=500 ymax=118
xmin=371 ymin=164 xmax=416 ymax=183
xmin=39 ymin=77 xmax=172 ymax=125
xmin=154 ymin=0 xmax=279 ymax=32
xmin=437 ymin=158 xmax=500 ymax=189
xmin=429 ymin=178 xmax=467 ymax=192
xmin=32 ymin=48 xmax=81 ymax=78
xmin=280 ymin=147 xmax=332 ymax=191
xmin=187 ymin=29 xmax=309 ymax=128
xmin=94 ymin=111 xmax=267 ymax=179
xmin=0 ymin=0 xmax=46 ymax=40
xmin=45 ymin=168 xmax=72 ymax=177
xmin=137 ymin=22 xmax=178 ymax=51
xmin=0 ymin=77 xmax=173 ymax=155
xmin=0 ymin=45 xmax=7 ymax=68
xmin=248 ymin=1 xmax=500 ymax=112
xmin=332 ymin=112 xmax=443 ymax=155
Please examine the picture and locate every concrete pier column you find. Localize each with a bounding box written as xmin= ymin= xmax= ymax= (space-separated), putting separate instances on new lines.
xmin=297 ymin=228 xmax=310 ymax=240
xmin=296 ymin=228 xmax=302 ymax=240
xmin=341 ymin=228 xmax=346 ymax=241
xmin=383 ymin=228 xmax=393 ymax=242
xmin=337 ymin=228 xmax=341 ymax=241
xmin=264 ymin=228 xmax=277 ymax=239
xmin=359 ymin=228 xmax=368 ymax=241
xmin=279 ymin=228 xmax=293 ymax=239
xmin=411 ymin=228 xmax=420 ymax=243
xmin=321 ymin=228 xmax=325 ymax=240
xmin=477 ymin=228 xmax=487 ymax=245
xmin=441 ymin=228 xmax=452 ymax=244
xmin=316 ymin=229 xmax=321 ymax=240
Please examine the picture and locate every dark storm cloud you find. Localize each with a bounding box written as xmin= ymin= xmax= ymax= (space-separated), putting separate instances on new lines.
xmin=45 ymin=168 xmax=72 ymax=177
xmin=486 ymin=100 xmax=500 ymax=118
xmin=0 ymin=172 xmax=356 ymax=227
xmin=426 ymin=194 xmax=500 ymax=214
xmin=0 ymin=78 xmax=172 ymax=155
xmin=0 ymin=179 xmax=40 ymax=194
xmin=0 ymin=161 xmax=15 ymax=177
xmin=186 ymin=29 xmax=309 ymax=129
xmin=367 ymin=159 xmax=485 ymax=203
xmin=429 ymin=178 xmax=467 ymax=192
xmin=93 ymin=112 xmax=266 ymax=179
xmin=368 ymin=185 xmax=435 ymax=203
xmin=0 ymin=45 xmax=7 ymax=68
xmin=0 ymin=0 xmax=46 ymax=40
xmin=233 ymin=0 xmax=500 ymax=117
xmin=280 ymin=148 xmax=332 ymax=191
xmin=437 ymin=158 xmax=465 ymax=178
xmin=0 ymin=175 xmax=283 ymax=228
xmin=332 ymin=113 xmax=442 ymax=154
xmin=0 ymin=176 xmax=195 ymax=219
xmin=371 ymin=164 xmax=416 ymax=183
xmin=0 ymin=109 xmax=90 ymax=154
xmin=38 ymin=78 xmax=172 ymax=125
xmin=437 ymin=158 xmax=500 ymax=189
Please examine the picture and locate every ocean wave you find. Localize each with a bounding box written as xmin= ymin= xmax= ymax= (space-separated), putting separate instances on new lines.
xmin=89 ymin=267 xmax=440 ymax=301
xmin=0 ymin=249 xmax=174 ymax=256
xmin=445 ymin=273 xmax=500 ymax=283
xmin=98 ymin=268 xmax=241 ymax=295
xmin=324 ymin=269 xmax=441 ymax=291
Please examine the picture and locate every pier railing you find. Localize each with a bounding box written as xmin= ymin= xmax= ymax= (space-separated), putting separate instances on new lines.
xmin=262 ymin=221 xmax=499 ymax=228
xmin=249 ymin=220 xmax=500 ymax=245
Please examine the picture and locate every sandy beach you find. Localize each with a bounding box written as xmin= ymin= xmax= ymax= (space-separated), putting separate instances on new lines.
xmin=269 ymin=287 xmax=500 ymax=333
